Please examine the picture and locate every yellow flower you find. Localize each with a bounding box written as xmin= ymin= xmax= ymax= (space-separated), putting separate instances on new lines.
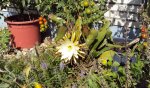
xmin=101 ymin=59 xmax=107 ymax=66
xmin=34 ymin=82 xmax=42 ymax=88
xmin=143 ymin=42 xmax=148 ymax=48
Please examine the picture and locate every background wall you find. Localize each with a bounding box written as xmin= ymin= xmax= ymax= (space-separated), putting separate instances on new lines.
xmin=105 ymin=0 xmax=143 ymax=40
xmin=0 ymin=9 xmax=9 ymax=29
xmin=0 ymin=8 xmax=17 ymax=29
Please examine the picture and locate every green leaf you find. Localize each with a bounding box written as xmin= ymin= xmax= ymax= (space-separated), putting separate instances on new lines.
xmin=111 ymin=72 xmax=118 ymax=78
xmin=107 ymin=61 xmax=113 ymax=66
xmin=0 ymin=83 xmax=10 ymax=88
xmin=55 ymin=26 xmax=67 ymax=41
xmin=118 ymin=66 xmax=125 ymax=75
xmin=22 ymin=0 xmax=26 ymax=7
xmin=27 ymin=0 xmax=31 ymax=4
xmin=73 ymin=17 xmax=82 ymax=41
xmin=92 ymin=47 xmax=114 ymax=57
xmin=88 ymin=74 xmax=100 ymax=88
xmin=23 ymin=64 xmax=31 ymax=78
xmin=35 ymin=0 xmax=39 ymax=4
xmin=0 ymin=29 xmax=10 ymax=50
xmin=86 ymin=29 xmax=98 ymax=46
xmin=48 ymin=14 xmax=66 ymax=26
xmin=106 ymin=43 xmax=124 ymax=48
xmin=90 ymin=19 xmax=110 ymax=54
xmin=98 ymin=39 xmax=107 ymax=49
xmin=113 ymin=61 xmax=120 ymax=67
xmin=99 ymin=50 xmax=116 ymax=61
xmin=106 ymin=29 xmax=112 ymax=38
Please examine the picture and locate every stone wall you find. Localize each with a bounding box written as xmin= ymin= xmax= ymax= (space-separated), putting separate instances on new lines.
xmin=104 ymin=0 xmax=143 ymax=40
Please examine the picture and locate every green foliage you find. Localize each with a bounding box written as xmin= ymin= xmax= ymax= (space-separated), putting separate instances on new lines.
xmin=36 ymin=0 xmax=106 ymax=26
xmin=0 ymin=0 xmax=148 ymax=88
xmin=87 ymin=73 xmax=101 ymax=88
xmin=0 ymin=38 xmax=147 ymax=88
xmin=86 ymin=29 xmax=98 ymax=46
xmin=0 ymin=45 xmax=70 ymax=88
xmin=141 ymin=1 xmax=150 ymax=86
xmin=48 ymin=7 xmax=146 ymax=87
xmin=147 ymin=0 xmax=150 ymax=14
xmin=55 ymin=26 xmax=67 ymax=41
xmin=85 ymin=19 xmax=116 ymax=57
xmin=0 ymin=29 xmax=10 ymax=54
xmin=143 ymin=0 xmax=150 ymax=22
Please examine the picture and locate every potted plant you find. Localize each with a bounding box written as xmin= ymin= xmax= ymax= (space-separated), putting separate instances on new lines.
xmin=1 ymin=0 xmax=41 ymax=49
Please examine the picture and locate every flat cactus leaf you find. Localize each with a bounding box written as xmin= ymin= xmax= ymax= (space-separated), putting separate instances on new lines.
xmin=86 ymin=29 xmax=98 ymax=47
xmin=72 ymin=17 xmax=82 ymax=42
xmin=90 ymin=19 xmax=110 ymax=54
xmin=90 ymin=26 xmax=107 ymax=54
xmin=48 ymin=14 xmax=66 ymax=26
xmin=55 ymin=26 xmax=67 ymax=41
xmin=98 ymin=39 xmax=107 ymax=49
xmin=99 ymin=50 xmax=116 ymax=61
xmin=92 ymin=47 xmax=114 ymax=57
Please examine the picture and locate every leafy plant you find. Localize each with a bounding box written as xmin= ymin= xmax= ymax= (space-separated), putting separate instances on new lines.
xmin=0 ymin=0 xmax=148 ymax=88
xmin=0 ymin=28 xmax=10 ymax=55
xmin=140 ymin=1 xmax=150 ymax=87
xmin=36 ymin=0 xmax=106 ymax=26
xmin=0 ymin=44 xmax=70 ymax=88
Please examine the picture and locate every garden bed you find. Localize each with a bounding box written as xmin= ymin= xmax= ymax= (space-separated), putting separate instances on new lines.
xmin=0 ymin=0 xmax=150 ymax=88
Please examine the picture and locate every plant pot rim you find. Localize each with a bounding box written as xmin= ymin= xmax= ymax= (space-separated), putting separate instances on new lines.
xmin=5 ymin=14 xmax=39 ymax=25
xmin=6 ymin=19 xmax=39 ymax=25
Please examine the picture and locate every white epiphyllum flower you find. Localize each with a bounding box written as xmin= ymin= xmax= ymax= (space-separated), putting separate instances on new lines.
xmin=57 ymin=39 xmax=85 ymax=63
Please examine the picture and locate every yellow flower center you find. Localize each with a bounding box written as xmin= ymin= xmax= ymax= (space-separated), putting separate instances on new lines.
xmin=67 ymin=45 xmax=73 ymax=51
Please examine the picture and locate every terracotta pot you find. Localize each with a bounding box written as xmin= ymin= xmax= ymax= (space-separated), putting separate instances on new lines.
xmin=6 ymin=14 xmax=41 ymax=49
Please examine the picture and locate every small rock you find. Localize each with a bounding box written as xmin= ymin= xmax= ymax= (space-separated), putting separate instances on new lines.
xmin=22 ymin=48 xmax=29 ymax=56
xmin=3 ymin=54 xmax=15 ymax=59
xmin=29 ymin=48 xmax=38 ymax=57
xmin=16 ymin=51 xmax=22 ymax=59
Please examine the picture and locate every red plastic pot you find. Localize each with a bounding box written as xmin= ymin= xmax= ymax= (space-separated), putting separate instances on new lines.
xmin=6 ymin=14 xmax=41 ymax=49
